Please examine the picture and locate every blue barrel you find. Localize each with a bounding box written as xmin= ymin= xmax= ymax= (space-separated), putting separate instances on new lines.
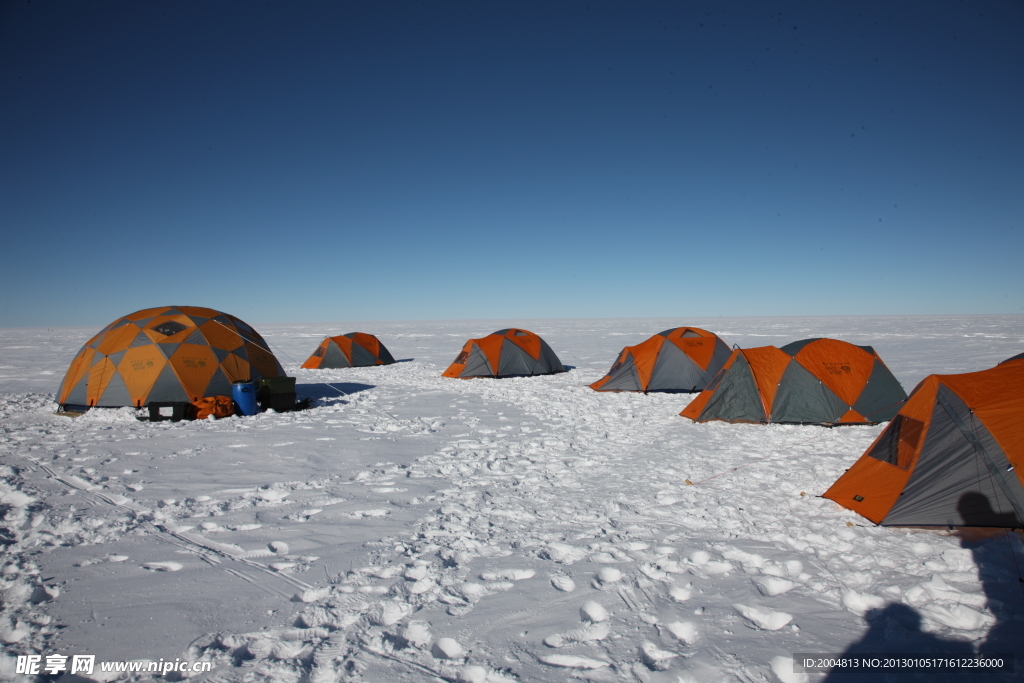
xmin=232 ymin=380 xmax=258 ymax=416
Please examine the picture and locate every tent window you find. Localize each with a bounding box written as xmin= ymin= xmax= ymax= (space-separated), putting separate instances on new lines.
xmin=514 ymin=330 xmax=529 ymax=336
xmin=314 ymin=347 xmax=325 ymax=358
xmin=454 ymin=349 xmax=470 ymax=365
xmin=865 ymin=415 xmax=924 ymax=470
xmin=152 ymin=321 xmax=187 ymax=337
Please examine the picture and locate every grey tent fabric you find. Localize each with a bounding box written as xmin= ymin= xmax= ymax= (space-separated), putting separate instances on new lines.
xmin=537 ymin=340 xmax=565 ymax=374
xmin=694 ymin=355 xmax=766 ymax=423
xmin=770 ymin=362 xmax=849 ymax=424
xmin=498 ymin=339 xmax=539 ymax=376
xmin=647 ymin=342 xmax=706 ymax=392
xmin=321 ymin=342 xmax=351 ymax=368
xmin=147 ymin=363 xmax=191 ymax=403
xmin=597 ymin=353 xmax=642 ymax=391
xmin=459 ymin=345 xmax=494 ymax=377
xmin=349 ymin=341 xmax=378 ymax=367
xmin=852 ymin=360 xmax=908 ymax=422
xmin=882 ymin=387 xmax=1024 ymax=527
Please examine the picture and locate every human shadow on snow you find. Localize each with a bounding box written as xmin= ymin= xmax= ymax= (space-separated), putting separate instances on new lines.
xmin=824 ymin=492 xmax=1024 ymax=682
xmin=821 ymin=603 xmax=974 ymax=683
xmin=957 ymin=493 xmax=1024 ymax=677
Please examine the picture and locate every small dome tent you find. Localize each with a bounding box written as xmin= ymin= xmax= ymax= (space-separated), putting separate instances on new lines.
xmin=57 ymin=306 xmax=285 ymax=409
xmin=301 ymin=333 xmax=396 ymax=369
xmin=823 ymin=357 xmax=1024 ymax=527
xmin=590 ymin=327 xmax=731 ymax=392
xmin=680 ymin=338 xmax=907 ymax=426
xmin=443 ymin=329 xmax=565 ymax=378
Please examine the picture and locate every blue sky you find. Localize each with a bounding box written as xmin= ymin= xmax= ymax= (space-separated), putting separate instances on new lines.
xmin=2 ymin=1 xmax=1022 ymax=327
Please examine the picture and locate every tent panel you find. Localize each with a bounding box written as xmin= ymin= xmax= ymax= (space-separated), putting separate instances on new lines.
xmin=376 ymin=341 xmax=396 ymax=364
xmin=219 ymin=353 xmax=250 ymax=382
xmin=883 ymin=388 xmax=1024 ymax=527
xmin=770 ymin=362 xmax=850 ymax=424
xmin=459 ymin=344 xmax=494 ymax=377
xmin=537 ymin=338 xmax=565 ymax=374
xmin=671 ymin=336 xmax=716 ymax=372
xmin=63 ymin=376 xmax=89 ymax=406
xmin=822 ymin=455 xmax=912 ymax=524
xmin=204 ymin=367 xmax=233 ymax=398
xmin=792 ymin=339 xmax=876 ymax=406
xmin=321 ymin=340 xmax=352 ymax=368
xmin=851 ymin=359 xmax=908 ymax=422
xmin=692 ymin=354 xmax=766 ymax=422
xmin=169 ymin=344 xmax=219 ymax=398
xmin=245 ymin=342 xmax=284 ymax=378
xmin=96 ymin=371 xmax=133 ymax=407
xmin=58 ymin=348 xmax=95 ymax=403
xmin=506 ymin=330 xmax=543 ymax=361
xmin=592 ymin=351 xmax=642 ymax=391
xmin=86 ymin=358 xmax=119 ymax=405
xmin=938 ymin=361 xmax=1024 ymax=469
xmin=129 ymin=330 xmax=153 ymax=348
xmin=741 ymin=347 xmax=791 ymax=414
xmin=95 ymin=323 xmax=143 ymax=356
xmin=117 ymin=347 xmax=167 ymax=403
xmin=498 ymin=339 xmax=538 ymax=376
xmin=349 ymin=339 xmax=379 ymax=367
xmin=197 ymin=320 xmax=244 ymax=351
xmin=147 ymin=363 xmax=191 ymax=403
xmin=648 ymin=341 xmax=705 ymax=392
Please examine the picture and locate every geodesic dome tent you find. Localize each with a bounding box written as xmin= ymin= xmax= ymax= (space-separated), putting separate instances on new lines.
xmin=442 ymin=328 xmax=565 ymax=378
xmin=823 ymin=356 xmax=1024 ymax=527
xmin=301 ymin=333 xmax=396 ymax=369
xmin=680 ymin=338 xmax=907 ymax=426
xmin=57 ymin=306 xmax=285 ymax=409
xmin=590 ymin=327 xmax=731 ymax=392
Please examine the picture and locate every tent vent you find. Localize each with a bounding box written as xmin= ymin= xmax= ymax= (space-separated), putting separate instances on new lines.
xmin=153 ymin=321 xmax=187 ymax=337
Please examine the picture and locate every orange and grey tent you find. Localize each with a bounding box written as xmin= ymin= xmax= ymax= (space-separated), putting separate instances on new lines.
xmin=443 ymin=329 xmax=565 ymax=378
xmin=590 ymin=327 xmax=731 ymax=392
xmin=823 ymin=356 xmax=1024 ymax=527
xmin=57 ymin=306 xmax=285 ymax=409
xmin=680 ymin=338 xmax=907 ymax=426
xmin=301 ymin=333 xmax=396 ymax=369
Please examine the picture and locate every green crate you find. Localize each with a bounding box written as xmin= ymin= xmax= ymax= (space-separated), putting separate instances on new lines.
xmin=257 ymin=376 xmax=296 ymax=398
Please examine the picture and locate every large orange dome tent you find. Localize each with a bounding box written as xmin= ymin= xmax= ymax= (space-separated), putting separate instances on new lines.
xmin=823 ymin=356 xmax=1024 ymax=527
xmin=590 ymin=327 xmax=731 ymax=392
xmin=301 ymin=333 xmax=396 ymax=369
xmin=57 ymin=306 xmax=285 ymax=409
xmin=443 ymin=329 xmax=565 ymax=378
xmin=681 ymin=338 xmax=907 ymax=426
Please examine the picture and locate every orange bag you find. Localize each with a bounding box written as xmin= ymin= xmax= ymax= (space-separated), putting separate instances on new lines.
xmin=192 ymin=396 xmax=236 ymax=420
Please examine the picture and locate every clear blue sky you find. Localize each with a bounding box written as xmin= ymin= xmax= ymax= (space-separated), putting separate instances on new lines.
xmin=2 ymin=0 xmax=1022 ymax=328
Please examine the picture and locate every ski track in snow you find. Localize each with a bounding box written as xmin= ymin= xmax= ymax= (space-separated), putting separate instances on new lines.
xmin=1 ymin=316 xmax=1023 ymax=682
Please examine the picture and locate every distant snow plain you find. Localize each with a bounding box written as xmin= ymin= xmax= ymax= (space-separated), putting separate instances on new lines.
xmin=1 ymin=315 xmax=1022 ymax=682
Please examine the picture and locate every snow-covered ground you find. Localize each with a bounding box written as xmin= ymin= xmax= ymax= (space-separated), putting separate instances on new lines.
xmin=1 ymin=315 xmax=1022 ymax=683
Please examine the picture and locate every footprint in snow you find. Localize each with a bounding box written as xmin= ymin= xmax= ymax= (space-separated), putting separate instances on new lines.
xmin=550 ymin=575 xmax=576 ymax=592
xmin=591 ymin=566 xmax=622 ymax=589
xmin=733 ymin=603 xmax=793 ymax=630
xmin=665 ymin=620 xmax=698 ymax=645
xmin=142 ymin=562 xmax=182 ymax=572
xmin=537 ymin=654 xmax=608 ymax=669
xmin=479 ymin=569 xmax=534 ymax=581
xmin=753 ymin=576 xmax=796 ymax=596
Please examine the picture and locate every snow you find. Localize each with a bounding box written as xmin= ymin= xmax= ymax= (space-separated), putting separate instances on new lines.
xmin=1 ymin=315 xmax=1023 ymax=682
